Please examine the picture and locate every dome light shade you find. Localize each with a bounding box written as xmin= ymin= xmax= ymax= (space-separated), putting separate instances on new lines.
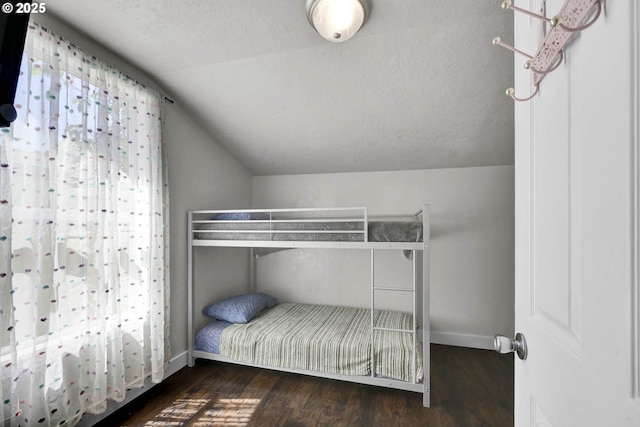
xmin=306 ymin=0 xmax=369 ymax=43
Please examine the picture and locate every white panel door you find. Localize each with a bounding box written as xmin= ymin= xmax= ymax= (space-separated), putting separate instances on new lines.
xmin=514 ymin=1 xmax=640 ymax=426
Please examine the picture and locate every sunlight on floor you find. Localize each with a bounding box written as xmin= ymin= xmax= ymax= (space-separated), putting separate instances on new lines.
xmin=143 ymin=397 xmax=261 ymax=426
xmin=193 ymin=398 xmax=261 ymax=427
xmin=144 ymin=398 xmax=209 ymax=426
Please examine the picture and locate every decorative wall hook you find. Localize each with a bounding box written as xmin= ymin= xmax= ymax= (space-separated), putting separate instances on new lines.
xmin=492 ymin=36 xmax=533 ymax=59
xmin=501 ymin=0 xmax=559 ymax=27
xmin=506 ymin=85 xmax=540 ymax=102
xmin=556 ymin=0 xmax=601 ymax=32
xmin=525 ymin=49 xmax=564 ymax=75
xmin=494 ymin=0 xmax=602 ymax=101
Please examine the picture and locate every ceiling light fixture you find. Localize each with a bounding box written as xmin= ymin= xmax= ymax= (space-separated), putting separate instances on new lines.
xmin=306 ymin=0 xmax=370 ymax=43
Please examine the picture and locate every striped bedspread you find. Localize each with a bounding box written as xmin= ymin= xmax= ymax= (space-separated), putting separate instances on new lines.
xmin=219 ymin=302 xmax=423 ymax=383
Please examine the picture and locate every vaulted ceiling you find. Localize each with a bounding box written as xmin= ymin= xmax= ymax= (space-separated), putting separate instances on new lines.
xmin=44 ymin=0 xmax=514 ymax=175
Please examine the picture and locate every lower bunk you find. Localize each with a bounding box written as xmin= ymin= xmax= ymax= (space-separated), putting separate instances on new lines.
xmin=191 ymin=295 xmax=425 ymax=396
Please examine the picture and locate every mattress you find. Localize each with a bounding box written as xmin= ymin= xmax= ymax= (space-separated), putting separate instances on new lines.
xmin=199 ymin=302 xmax=422 ymax=383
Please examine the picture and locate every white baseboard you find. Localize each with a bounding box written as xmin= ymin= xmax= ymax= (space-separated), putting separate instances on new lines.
xmin=430 ymin=331 xmax=495 ymax=350
xmin=77 ymin=351 xmax=189 ymax=426
xmin=164 ymin=350 xmax=189 ymax=378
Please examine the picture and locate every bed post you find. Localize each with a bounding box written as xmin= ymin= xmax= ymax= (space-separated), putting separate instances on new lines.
xmin=422 ymin=204 xmax=431 ymax=407
xmin=187 ymin=211 xmax=195 ymax=367
xmin=249 ymin=248 xmax=256 ymax=292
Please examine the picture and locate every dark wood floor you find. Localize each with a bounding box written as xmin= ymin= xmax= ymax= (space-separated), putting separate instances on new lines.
xmin=100 ymin=344 xmax=513 ymax=427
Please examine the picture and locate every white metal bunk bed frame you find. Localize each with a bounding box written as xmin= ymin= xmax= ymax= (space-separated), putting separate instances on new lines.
xmin=186 ymin=205 xmax=431 ymax=407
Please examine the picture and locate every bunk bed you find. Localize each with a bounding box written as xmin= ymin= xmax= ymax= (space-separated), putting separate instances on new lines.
xmin=187 ymin=206 xmax=431 ymax=407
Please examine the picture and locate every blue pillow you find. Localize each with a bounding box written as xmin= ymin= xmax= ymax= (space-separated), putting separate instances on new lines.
xmin=202 ymin=292 xmax=279 ymax=323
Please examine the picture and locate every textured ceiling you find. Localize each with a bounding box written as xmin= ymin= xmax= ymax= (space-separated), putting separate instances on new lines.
xmin=44 ymin=0 xmax=514 ymax=175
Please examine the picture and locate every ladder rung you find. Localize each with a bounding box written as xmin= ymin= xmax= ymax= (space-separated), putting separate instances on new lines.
xmin=373 ymin=326 xmax=414 ymax=334
xmin=372 ymin=286 xmax=414 ymax=292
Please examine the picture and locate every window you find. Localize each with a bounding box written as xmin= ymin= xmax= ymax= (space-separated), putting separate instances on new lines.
xmin=0 ymin=21 xmax=169 ymax=426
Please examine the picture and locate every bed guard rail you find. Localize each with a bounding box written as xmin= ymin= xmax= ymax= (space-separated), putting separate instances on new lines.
xmin=190 ymin=207 xmax=426 ymax=248
xmin=191 ymin=207 xmax=370 ymax=242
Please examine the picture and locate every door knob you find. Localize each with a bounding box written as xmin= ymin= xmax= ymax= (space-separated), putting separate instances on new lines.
xmin=494 ymin=332 xmax=528 ymax=360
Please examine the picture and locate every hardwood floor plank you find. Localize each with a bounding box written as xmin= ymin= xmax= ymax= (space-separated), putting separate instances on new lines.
xmin=98 ymin=345 xmax=513 ymax=427
xmin=341 ymin=384 xmax=377 ymax=426
xmin=373 ymin=389 xmax=411 ymax=426
xmin=274 ymin=407 xmax=318 ymax=427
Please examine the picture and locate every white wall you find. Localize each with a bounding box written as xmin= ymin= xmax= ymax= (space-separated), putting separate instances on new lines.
xmin=253 ymin=166 xmax=515 ymax=348
xmin=164 ymin=104 xmax=253 ymax=352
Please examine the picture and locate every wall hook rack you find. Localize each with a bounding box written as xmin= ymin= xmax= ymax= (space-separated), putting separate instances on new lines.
xmin=494 ymin=0 xmax=602 ymax=102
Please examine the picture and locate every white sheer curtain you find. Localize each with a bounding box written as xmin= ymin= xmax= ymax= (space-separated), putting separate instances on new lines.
xmin=0 ymin=21 xmax=169 ymax=426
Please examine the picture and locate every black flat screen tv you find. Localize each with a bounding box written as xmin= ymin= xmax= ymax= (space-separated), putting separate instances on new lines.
xmin=0 ymin=1 xmax=31 ymax=127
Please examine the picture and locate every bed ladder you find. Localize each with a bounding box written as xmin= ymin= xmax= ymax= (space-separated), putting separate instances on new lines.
xmin=370 ymin=249 xmax=419 ymax=384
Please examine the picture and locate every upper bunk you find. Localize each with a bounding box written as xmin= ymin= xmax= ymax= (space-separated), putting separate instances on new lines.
xmin=188 ymin=206 xmax=430 ymax=250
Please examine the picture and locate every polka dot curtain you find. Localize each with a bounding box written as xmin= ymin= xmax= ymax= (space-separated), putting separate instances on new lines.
xmin=0 ymin=21 xmax=169 ymax=426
